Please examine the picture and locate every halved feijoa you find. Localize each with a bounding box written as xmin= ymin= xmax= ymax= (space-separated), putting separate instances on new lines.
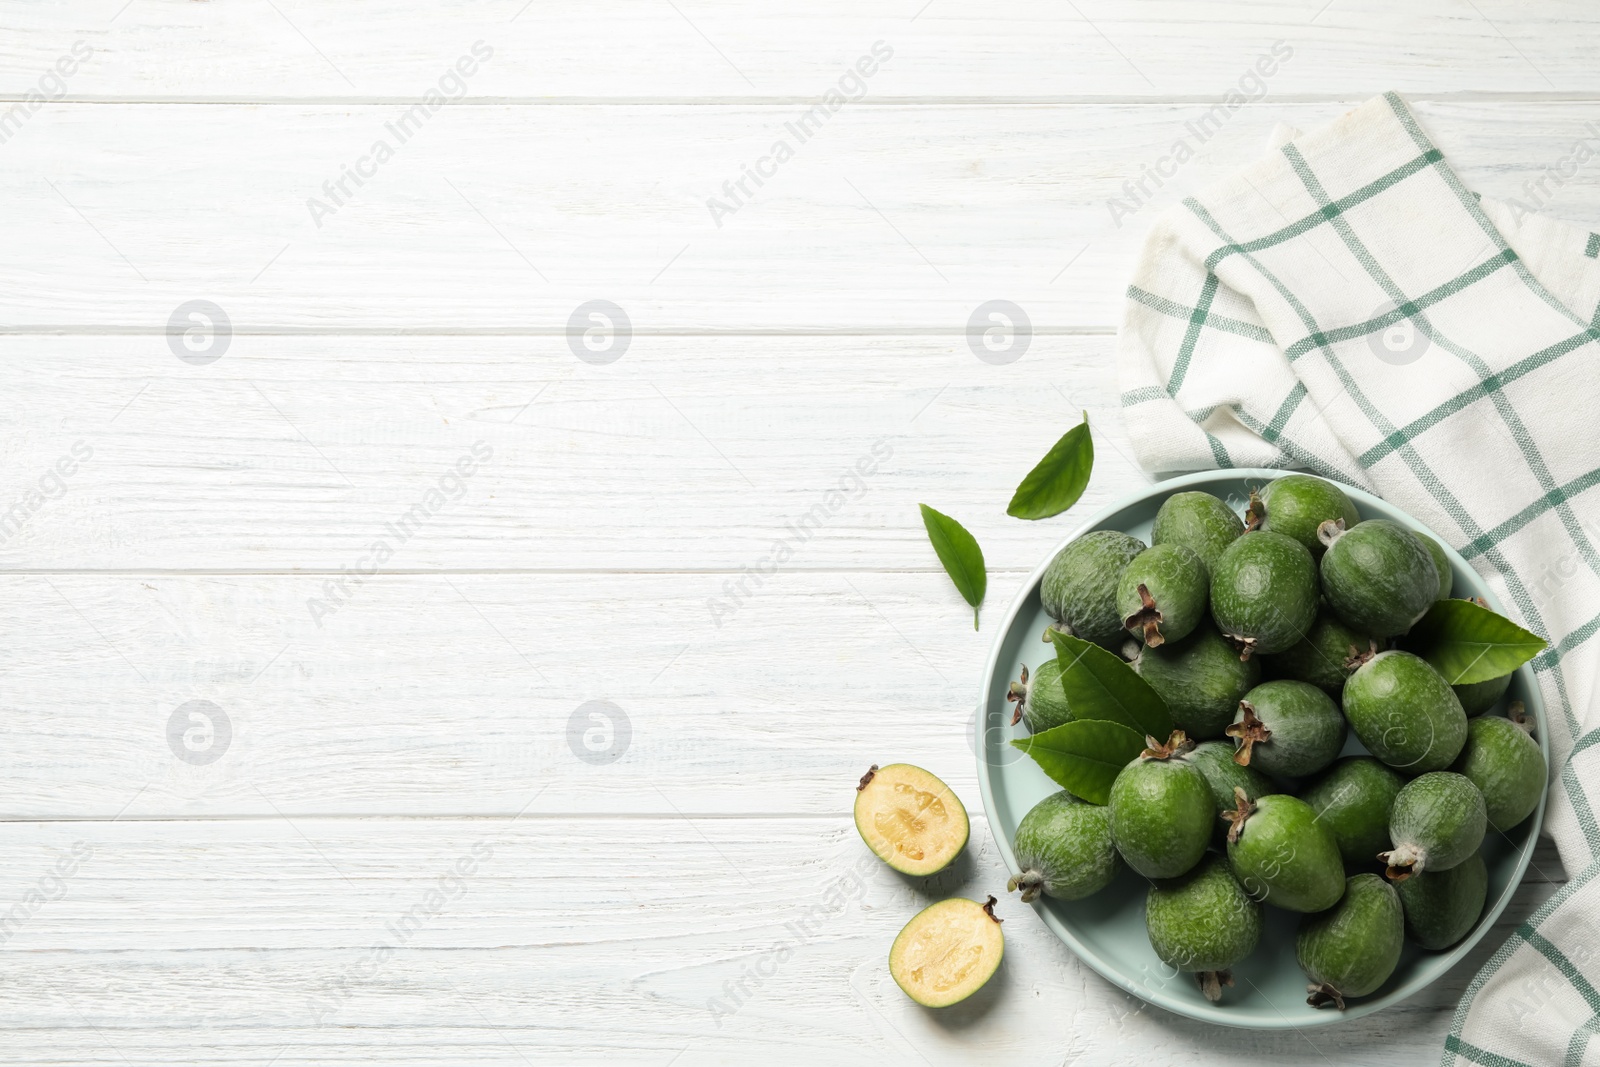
xmin=854 ymin=764 xmax=969 ymax=876
xmin=889 ymin=896 xmax=1004 ymax=1007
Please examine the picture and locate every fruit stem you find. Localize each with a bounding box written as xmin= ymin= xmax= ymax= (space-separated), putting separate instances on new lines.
xmin=1007 ymin=870 xmax=1045 ymax=904
xmin=1198 ymin=970 xmax=1234 ymax=1003
xmin=1225 ymin=701 xmax=1272 ymax=767
xmin=1222 ymin=631 xmax=1259 ymax=662
xmin=1007 ymin=666 xmax=1030 ymax=725
xmin=1316 ymin=518 xmax=1347 ymax=548
xmin=1140 ymin=730 xmax=1194 ymax=761
xmin=1244 ymin=488 xmax=1265 ymax=532
xmin=1306 ymin=982 xmax=1346 ymax=1011
xmin=1379 ymin=843 xmax=1423 ymax=882
xmin=1122 ymin=583 xmax=1165 ymax=647
xmin=1222 ymin=786 xmax=1255 ymax=844
xmin=856 ymin=765 xmax=878 ymax=792
xmin=1509 ymin=700 xmax=1535 ymax=734
xmin=1343 ymin=641 xmax=1378 ymax=670
xmin=981 ymin=895 xmax=1003 ymax=924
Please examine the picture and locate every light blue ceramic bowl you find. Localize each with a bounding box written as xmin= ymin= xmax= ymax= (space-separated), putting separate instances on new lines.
xmin=975 ymin=469 xmax=1548 ymax=1028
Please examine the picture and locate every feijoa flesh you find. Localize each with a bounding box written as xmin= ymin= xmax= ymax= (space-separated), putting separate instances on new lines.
xmin=1297 ymin=873 xmax=1404 ymax=1009
xmin=1319 ymin=519 xmax=1440 ymax=637
xmin=1040 ymin=530 xmax=1145 ymax=647
xmin=1396 ymin=849 xmax=1487 ymax=950
xmin=1228 ymin=679 xmax=1347 ymax=778
xmin=1300 ymin=757 xmax=1404 ymax=869
xmin=1249 ymin=474 xmax=1361 ymax=557
xmin=1152 ymin=491 xmax=1244 ymax=573
xmin=1117 ymin=543 xmax=1209 ymax=647
xmin=1452 ymin=714 xmax=1546 ymax=831
xmin=1134 ymin=623 xmax=1260 ymax=740
xmin=1108 ymin=733 xmax=1212 ymax=880
xmin=1209 ymin=531 xmax=1318 ymax=659
xmin=1007 ymin=659 xmax=1072 ymax=732
xmin=1381 ymin=771 xmax=1486 ymax=881
xmin=1008 ymin=790 xmax=1120 ymax=903
xmin=1145 ymin=855 xmax=1262 ymax=1002
xmin=854 ymin=764 xmax=969 ymax=877
xmin=1343 ymin=651 xmax=1468 ymax=773
xmin=1225 ymin=791 xmax=1345 ymax=912
xmin=889 ymin=896 xmax=1004 ymax=1007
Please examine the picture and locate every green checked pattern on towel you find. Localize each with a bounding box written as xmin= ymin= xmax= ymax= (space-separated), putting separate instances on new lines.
xmin=1118 ymin=93 xmax=1600 ymax=1065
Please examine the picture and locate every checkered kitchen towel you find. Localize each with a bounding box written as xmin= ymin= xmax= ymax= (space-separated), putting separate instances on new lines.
xmin=1118 ymin=92 xmax=1600 ymax=1065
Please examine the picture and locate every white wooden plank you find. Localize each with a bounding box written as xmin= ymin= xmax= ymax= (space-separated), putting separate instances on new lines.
xmin=0 ymin=334 xmax=1146 ymax=572
xmin=2 ymin=101 xmax=1598 ymax=331
xmin=3 ymin=1 xmax=1600 ymax=101
xmin=0 ymin=816 xmax=1563 ymax=1065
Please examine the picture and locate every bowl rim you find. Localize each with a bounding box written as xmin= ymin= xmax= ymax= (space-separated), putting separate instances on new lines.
xmin=973 ymin=467 xmax=1550 ymax=1029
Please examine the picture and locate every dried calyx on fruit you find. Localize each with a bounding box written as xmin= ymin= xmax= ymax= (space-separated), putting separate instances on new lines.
xmin=1006 ymin=660 xmax=1072 ymax=731
xmin=1226 ymin=702 xmax=1271 ymax=767
xmin=1379 ymin=772 xmax=1486 ymax=882
xmin=1007 ymin=790 xmax=1120 ymax=903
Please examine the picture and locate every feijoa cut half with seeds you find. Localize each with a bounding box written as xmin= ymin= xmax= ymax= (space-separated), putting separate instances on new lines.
xmin=1452 ymin=714 xmax=1546 ymax=831
xmin=1117 ymin=543 xmax=1209 ymax=647
xmin=1381 ymin=771 xmax=1486 ymax=881
xmin=1133 ymin=623 xmax=1260 ymax=740
xmin=889 ymin=896 xmax=1004 ymax=1007
xmin=1145 ymin=854 xmax=1262 ymax=1003
xmin=854 ymin=764 xmax=969 ymax=877
xmin=1209 ymin=530 xmax=1318 ymax=659
xmin=1008 ymin=790 xmax=1120 ymax=902
xmin=1151 ymin=490 xmax=1244 ymax=573
xmin=1396 ymin=849 xmax=1487 ymax=950
xmin=1343 ymin=650 xmax=1468 ymax=773
xmin=1249 ymin=474 xmax=1361 ymax=557
xmin=1319 ymin=519 xmax=1439 ymax=637
xmin=1040 ymin=530 xmax=1146 ymax=647
xmin=1297 ymin=873 xmax=1404 ymax=1009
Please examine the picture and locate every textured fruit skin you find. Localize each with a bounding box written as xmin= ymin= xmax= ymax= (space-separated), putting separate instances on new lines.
xmin=1232 ymin=679 xmax=1347 ymax=778
xmin=1386 ymin=771 xmax=1487 ymax=876
xmin=1397 ymin=850 xmax=1487 ymax=950
xmin=1227 ymin=794 xmax=1345 ymax=912
xmin=1189 ymin=741 xmax=1278 ymax=843
xmin=1262 ymin=612 xmax=1375 ymax=694
xmin=1297 ymin=874 xmax=1404 ymax=1001
xmin=854 ymin=764 xmax=970 ymax=877
xmin=1209 ymin=531 xmax=1319 ymax=657
xmin=1145 ymin=855 xmax=1262 ymax=973
xmin=1452 ymin=715 xmax=1546 ymax=831
xmin=1040 ymin=530 xmax=1146 ymax=647
xmin=1257 ymin=474 xmax=1361 ymax=557
xmin=1117 ymin=543 xmax=1208 ymax=646
xmin=1135 ymin=624 xmax=1260 ymax=740
xmin=1454 ymin=672 xmax=1512 ymax=716
xmin=1010 ymin=791 xmax=1121 ymax=901
xmin=1320 ymin=519 xmax=1440 ymax=637
xmin=1016 ymin=658 xmax=1073 ymax=733
xmin=1108 ymin=756 xmax=1213 ymax=879
xmin=889 ymin=897 xmax=1004 ymax=1008
xmin=1343 ymin=651 xmax=1468 ymax=773
xmin=1301 ymin=757 xmax=1404 ymax=869
xmin=1151 ymin=491 xmax=1244 ymax=573
xmin=1414 ymin=531 xmax=1454 ymax=601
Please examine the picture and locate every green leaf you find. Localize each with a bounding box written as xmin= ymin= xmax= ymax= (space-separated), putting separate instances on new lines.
xmin=1407 ymin=599 xmax=1547 ymax=685
xmin=1048 ymin=630 xmax=1173 ymax=738
xmin=1007 ymin=413 xmax=1094 ymax=520
xmin=1010 ymin=719 xmax=1146 ymax=804
xmin=919 ymin=504 xmax=987 ymax=630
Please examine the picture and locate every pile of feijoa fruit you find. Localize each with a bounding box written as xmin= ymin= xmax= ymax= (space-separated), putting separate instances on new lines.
xmin=1007 ymin=475 xmax=1547 ymax=1010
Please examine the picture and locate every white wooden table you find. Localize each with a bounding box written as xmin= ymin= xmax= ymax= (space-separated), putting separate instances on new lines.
xmin=1 ymin=2 xmax=1591 ymax=1063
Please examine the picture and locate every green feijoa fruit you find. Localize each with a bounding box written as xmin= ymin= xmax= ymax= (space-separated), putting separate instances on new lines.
xmin=1007 ymin=659 xmax=1072 ymax=733
xmin=1454 ymin=672 xmax=1513 ymax=716
xmin=1225 ymin=791 xmax=1344 ymax=913
xmin=1249 ymin=474 xmax=1361 ymax=557
xmin=1396 ymin=849 xmax=1487 ymax=950
xmin=1209 ymin=531 xmax=1318 ymax=659
xmin=854 ymin=764 xmax=970 ymax=877
xmin=1151 ymin=491 xmax=1244 ymax=573
xmin=1262 ymin=612 xmax=1377 ymax=694
xmin=1414 ymin=531 xmax=1454 ymax=601
xmin=1133 ymin=624 xmax=1260 ymax=741
xmin=1008 ymin=790 xmax=1120 ymax=902
xmin=1145 ymin=855 xmax=1263 ymax=1003
xmin=1319 ymin=519 xmax=1440 ymax=638
xmin=1188 ymin=740 xmax=1278 ymax=843
xmin=1452 ymin=715 xmax=1546 ymax=831
xmin=1108 ymin=735 xmax=1213 ymax=879
xmin=889 ymin=896 xmax=1004 ymax=1007
xmin=1040 ymin=530 xmax=1146 ymax=647
xmin=1118 ymin=543 xmax=1209 ymax=647
xmin=1381 ymin=771 xmax=1486 ymax=881
xmin=1301 ymin=757 xmax=1404 ymax=870
xmin=1343 ymin=651 xmax=1468 ymax=773
xmin=1228 ymin=679 xmax=1347 ymax=778
xmin=1297 ymin=874 xmax=1403 ymax=1010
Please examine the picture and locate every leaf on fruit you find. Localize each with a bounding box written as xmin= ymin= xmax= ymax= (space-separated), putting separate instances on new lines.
xmin=919 ymin=504 xmax=987 ymax=630
xmin=1048 ymin=630 xmax=1173 ymax=738
xmin=1007 ymin=413 xmax=1094 ymax=520
xmin=1010 ymin=719 xmax=1145 ymax=804
xmin=1407 ymin=598 xmax=1546 ymax=685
